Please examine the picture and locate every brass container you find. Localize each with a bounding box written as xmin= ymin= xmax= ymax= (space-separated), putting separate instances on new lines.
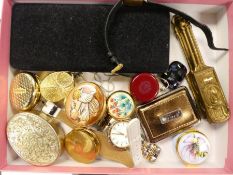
xmin=65 ymin=82 xmax=106 ymax=127
xmin=65 ymin=128 xmax=100 ymax=163
xmin=137 ymin=87 xmax=199 ymax=142
xmin=172 ymin=15 xmax=230 ymax=123
xmin=7 ymin=112 xmax=65 ymax=166
xmin=10 ymin=73 xmax=40 ymax=111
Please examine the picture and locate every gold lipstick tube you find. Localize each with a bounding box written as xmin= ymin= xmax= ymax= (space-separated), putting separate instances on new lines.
xmin=172 ymin=15 xmax=230 ymax=124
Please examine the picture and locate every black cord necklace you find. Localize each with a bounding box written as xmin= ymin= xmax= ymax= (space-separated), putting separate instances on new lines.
xmin=104 ymin=0 xmax=228 ymax=73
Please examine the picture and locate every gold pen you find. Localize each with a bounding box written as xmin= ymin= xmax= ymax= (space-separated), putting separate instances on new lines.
xmin=172 ymin=15 xmax=230 ymax=124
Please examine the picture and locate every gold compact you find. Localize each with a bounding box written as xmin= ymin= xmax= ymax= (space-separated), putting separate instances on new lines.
xmin=7 ymin=112 xmax=64 ymax=166
xmin=107 ymin=91 xmax=135 ymax=121
xmin=175 ymin=130 xmax=210 ymax=165
xmin=137 ymin=86 xmax=200 ymax=143
xmin=65 ymin=82 xmax=106 ymax=127
xmin=65 ymin=128 xmax=100 ymax=164
xmin=10 ymin=73 xmax=40 ymax=111
xmin=40 ymin=72 xmax=74 ymax=102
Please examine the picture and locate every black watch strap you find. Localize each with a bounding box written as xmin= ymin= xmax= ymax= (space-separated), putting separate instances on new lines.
xmin=104 ymin=0 xmax=228 ymax=73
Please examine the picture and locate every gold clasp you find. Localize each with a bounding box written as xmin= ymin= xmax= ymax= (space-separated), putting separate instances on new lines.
xmin=111 ymin=64 xmax=124 ymax=74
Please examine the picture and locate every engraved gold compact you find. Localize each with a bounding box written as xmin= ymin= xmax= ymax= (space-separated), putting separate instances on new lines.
xmin=174 ymin=130 xmax=210 ymax=165
xmin=107 ymin=91 xmax=135 ymax=121
xmin=137 ymin=86 xmax=200 ymax=143
xmin=40 ymin=72 xmax=74 ymax=102
xmin=7 ymin=112 xmax=65 ymax=166
xmin=10 ymin=73 xmax=40 ymax=111
xmin=65 ymin=128 xmax=100 ymax=164
xmin=65 ymin=82 xmax=106 ymax=127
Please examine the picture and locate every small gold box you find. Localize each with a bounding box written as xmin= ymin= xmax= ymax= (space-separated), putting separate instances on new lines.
xmin=137 ymin=87 xmax=200 ymax=143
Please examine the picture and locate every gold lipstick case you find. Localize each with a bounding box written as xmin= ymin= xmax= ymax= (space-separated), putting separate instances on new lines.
xmin=7 ymin=112 xmax=65 ymax=166
xmin=172 ymin=15 xmax=230 ymax=124
xmin=137 ymin=87 xmax=200 ymax=143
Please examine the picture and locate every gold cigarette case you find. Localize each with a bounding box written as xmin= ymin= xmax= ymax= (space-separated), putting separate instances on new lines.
xmin=137 ymin=87 xmax=200 ymax=143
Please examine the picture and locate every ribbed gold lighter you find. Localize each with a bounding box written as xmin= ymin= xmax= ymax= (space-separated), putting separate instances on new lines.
xmin=172 ymin=15 xmax=230 ymax=123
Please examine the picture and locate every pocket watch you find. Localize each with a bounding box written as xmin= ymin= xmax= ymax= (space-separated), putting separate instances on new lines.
xmin=107 ymin=91 xmax=135 ymax=121
xmin=108 ymin=121 xmax=130 ymax=150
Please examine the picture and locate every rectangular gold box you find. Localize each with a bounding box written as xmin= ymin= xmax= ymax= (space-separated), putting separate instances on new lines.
xmin=137 ymin=87 xmax=200 ymax=143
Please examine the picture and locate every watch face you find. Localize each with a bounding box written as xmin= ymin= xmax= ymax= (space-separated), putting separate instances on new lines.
xmin=109 ymin=121 xmax=129 ymax=149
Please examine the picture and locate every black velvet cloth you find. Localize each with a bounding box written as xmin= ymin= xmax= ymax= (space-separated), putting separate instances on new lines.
xmin=10 ymin=3 xmax=170 ymax=73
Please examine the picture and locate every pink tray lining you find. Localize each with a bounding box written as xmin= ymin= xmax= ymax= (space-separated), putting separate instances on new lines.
xmin=0 ymin=0 xmax=232 ymax=174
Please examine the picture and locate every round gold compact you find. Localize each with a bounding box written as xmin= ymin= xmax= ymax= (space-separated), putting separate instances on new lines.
xmin=107 ymin=91 xmax=135 ymax=121
xmin=40 ymin=72 xmax=74 ymax=102
xmin=65 ymin=82 xmax=106 ymax=127
xmin=10 ymin=73 xmax=40 ymax=111
xmin=65 ymin=128 xmax=100 ymax=164
xmin=7 ymin=112 xmax=64 ymax=166
xmin=175 ymin=130 xmax=210 ymax=165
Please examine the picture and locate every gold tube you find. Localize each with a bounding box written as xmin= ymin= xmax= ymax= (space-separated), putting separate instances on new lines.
xmin=172 ymin=15 xmax=230 ymax=124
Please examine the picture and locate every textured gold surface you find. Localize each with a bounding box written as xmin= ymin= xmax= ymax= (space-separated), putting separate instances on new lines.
xmin=94 ymin=131 xmax=134 ymax=167
xmin=65 ymin=128 xmax=100 ymax=163
xmin=137 ymin=87 xmax=199 ymax=143
xmin=65 ymin=82 xmax=106 ymax=127
xmin=40 ymin=72 xmax=74 ymax=102
xmin=172 ymin=15 xmax=230 ymax=123
xmin=7 ymin=112 xmax=64 ymax=166
xmin=10 ymin=73 xmax=40 ymax=111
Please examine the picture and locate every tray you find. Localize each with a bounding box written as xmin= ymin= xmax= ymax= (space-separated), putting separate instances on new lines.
xmin=0 ymin=0 xmax=233 ymax=174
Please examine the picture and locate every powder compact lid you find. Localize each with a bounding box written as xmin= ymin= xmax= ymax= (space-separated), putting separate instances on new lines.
xmin=40 ymin=72 xmax=75 ymax=102
xmin=175 ymin=130 xmax=210 ymax=165
xmin=65 ymin=128 xmax=100 ymax=163
xmin=65 ymin=82 xmax=106 ymax=127
xmin=107 ymin=91 xmax=135 ymax=121
xmin=130 ymin=73 xmax=159 ymax=103
xmin=10 ymin=73 xmax=40 ymax=111
xmin=7 ymin=112 xmax=64 ymax=166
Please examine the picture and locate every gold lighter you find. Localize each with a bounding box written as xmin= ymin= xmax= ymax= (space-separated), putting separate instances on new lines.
xmin=172 ymin=15 xmax=230 ymax=123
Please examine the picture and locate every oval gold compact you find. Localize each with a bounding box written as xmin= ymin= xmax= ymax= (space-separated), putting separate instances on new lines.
xmin=65 ymin=128 xmax=100 ymax=164
xmin=65 ymin=82 xmax=106 ymax=127
xmin=40 ymin=72 xmax=74 ymax=102
xmin=10 ymin=73 xmax=40 ymax=111
xmin=7 ymin=112 xmax=64 ymax=166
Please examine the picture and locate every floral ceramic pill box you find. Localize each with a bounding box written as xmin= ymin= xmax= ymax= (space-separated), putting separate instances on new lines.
xmin=0 ymin=0 xmax=233 ymax=174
